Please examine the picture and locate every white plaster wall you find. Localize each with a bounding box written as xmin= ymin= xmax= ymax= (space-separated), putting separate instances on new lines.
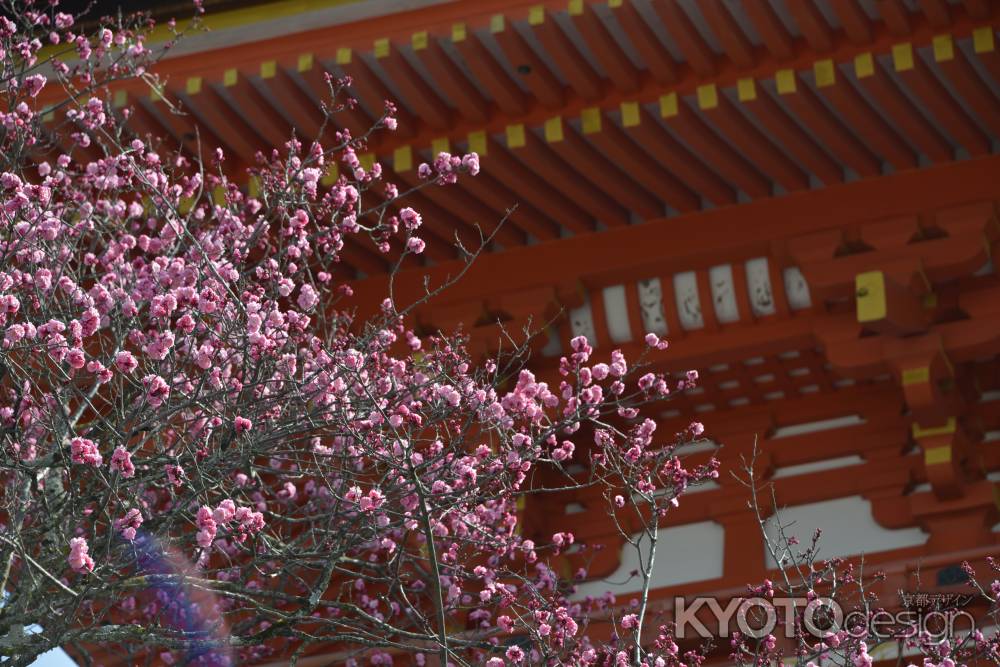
xmin=574 ymin=521 xmax=724 ymax=599
xmin=764 ymin=496 xmax=927 ymax=568
xmin=602 ymin=284 xmax=633 ymax=343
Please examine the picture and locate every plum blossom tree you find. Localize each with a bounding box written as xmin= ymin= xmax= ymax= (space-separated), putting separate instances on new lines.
xmin=0 ymin=3 xmax=718 ymax=665
xmin=1 ymin=2 xmax=998 ymax=667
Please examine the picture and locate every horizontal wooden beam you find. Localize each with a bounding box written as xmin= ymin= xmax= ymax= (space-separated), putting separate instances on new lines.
xmin=349 ymin=155 xmax=1000 ymax=316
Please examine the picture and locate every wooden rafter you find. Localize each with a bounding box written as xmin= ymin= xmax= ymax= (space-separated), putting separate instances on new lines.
xmin=569 ymin=1 xmax=641 ymax=93
xmin=661 ymin=93 xmax=772 ymax=198
xmin=786 ymin=1 xmax=835 ymax=53
xmin=813 ymin=61 xmax=917 ymax=170
xmin=650 ymin=0 xmax=716 ymax=76
xmin=736 ymin=79 xmax=843 ymax=186
xmin=609 ymin=0 xmax=676 ymax=84
xmin=220 ymin=68 xmax=294 ymax=151
xmin=743 ymin=0 xmax=795 ymax=60
xmin=146 ymin=91 xmax=231 ymax=164
xmin=295 ymin=57 xmax=374 ymax=138
xmin=933 ymin=38 xmax=1000 ymax=138
xmin=335 ymin=48 xmax=416 ymax=134
xmin=778 ymin=66 xmax=881 ymax=177
xmin=264 ymin=60 xmax=331 ymax=144
xmin=531 ymin=8 xmax=604 ymax=101
xmin=373 ymin=39 xmax=453 ymax=130
xmin=700 ymin=0 xmax=755 ymax=68
xmin=395 ymin=155 xmax=526 ymax=248
xmin=477 ymin=135 xmax=594 ymax=234
xmin=451 ymin=29 xmax=529 ymax=115
xmin=853 ymin=52 xmax=954 ymax=163
xmin=411 ymin=35 xmax=491 ymax=123
xmin=622 ymin=106 xmax=737 ymax=207
xmin=831 ymin=0 xmax=875 ymax=44
xmin=491 ymin=16 xmax=565 ymax=109
xmin=696 ymin=86 xmax=810 ymax=192
xmin=583 ymin=108 xmax=700 ymax=213
xmin=917 ymin=0 xmax=953 ymax=28
xmin=504 ymin=126 xmax=629 ymax=226
xmin=119 ymin=94 xmax=182 ymax=156
xmin=544 ymin=115 xmax=665 ymax=219
xmin=180 ymin=82 xmax=265 ymax=164
xmin=877 ymin=0 xmax=913 ymax=36
xmin=891 ymin=44 xmax=990 ymax=156
xmin=454 ymin=171 xmax=561 ymax=241
xmin=36 ymin=0 xmax=999 ymax=277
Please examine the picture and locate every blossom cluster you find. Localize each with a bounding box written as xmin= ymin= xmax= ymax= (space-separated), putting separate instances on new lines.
xmin=4 ymin=4 xmax=997 ymax=667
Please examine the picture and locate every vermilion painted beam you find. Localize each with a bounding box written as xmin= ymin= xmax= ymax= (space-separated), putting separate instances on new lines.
xmin=831 ymin=0 xmax=875 ymax=44
xmin=893 ymin=48 xmax=990 ymax=156
xmin=822 ymin=288 xmax=1000 ymax=374
xmin=395 ymin=163 xmax=526 ymax=248
xmin=877 ymin=0 xmax=913 ymax=36
xmin=699 ymin=91 xmax=810 ymax=192
xmin=532 ymin=10 xmax=604 ymax=101
xmin=389 ymin=172 xmax=498 ymax=252
xmin=121 ymin=96 xmax=182 ymax=156
xmin=374 ymin=44 xmax=453 ymax=130
xmin=971 ymin=29 xmax=1000 ymax=90
xmin=56 ymin=0 xmax=992 ymax=100
xmin=854 ymin=56 xmax=953 ymax=163
xmin=451 ymin=34 xmax=528 ymax=116
xmin=412 ymin=38 xmax=490 ymax=123
xmin=814 ymin=70 xmax=917 ymax=169
xmin=609 ymin=0 xmax=677 ymax=85
xmin=700 ymin=0 xmax=755 ymax=68
xmin=361 ymin=185 xmax=457 ymax=262
xmin=336 ymin=50 xmax=417 ymax=136
xmin=961 ymin=0 xmax=991 ymax=18
xmin=934 ymin=46 xmax=1000 ymax=138
xmin=265 ymin=62 xmax=331 ymax=144
xmin=506 ymin=129 xmax=629 ymax=226
xmin=743 ymin=1 xmax=795 ymax=60
xmin=651 ymin=0 xmax=716 ymax=76
xmin=146 ymin=93 xmax=232 ymax=165
xmin=583 ymin=112 xmax=700 ymax=213
xmin=44 ymin=111 xmax=102 ymax=166
xmin=570 ymin=2 xmax=641 ymax=93
xmin=622 ymin=108 xmax=737 ymax=206
xmin=296 ymin=59 xmax=373 ymax=138
xmin=181 ymin=85 xmax=265 ymax=164
xmin=492 ymin=20 xmax=565 ymax=109
xmin=454 ymin=172 xmax=561 ymax=242
xmin=777 ymin=71 xmax=881 ymax=177
xmin=786 ymin=0 xmax=835 ymax=53
xmin=738 ymin=82 xmax=843 ymax=186
xmin=478 ymin=136 xmax=594 ymax=234
xmin=546 ymin=119 xmax=664 ymax=219
xmin=663 ymin=95 xmax=772 ymax=198
xmin=336 ymin=236 xmax=394 ymax=277
xmin=222 ymin=70 xmax=296 ymax=150
xmin=547 ymin=316 xmax=818 ymax=382
xmin=40 ymin=0 xmax=998 ymax=175
xmin=348 ymin=155 xmax=1000 ymax=319
xmin=917 ymin=0 xmax=953 ymax=27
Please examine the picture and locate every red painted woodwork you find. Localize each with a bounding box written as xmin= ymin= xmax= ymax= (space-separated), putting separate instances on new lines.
xmin=46 ymin=2 xmax=1000 ymax=662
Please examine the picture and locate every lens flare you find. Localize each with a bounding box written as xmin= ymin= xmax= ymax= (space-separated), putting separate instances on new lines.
xmin=131 ymin=532 xmax=233 ymax=666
